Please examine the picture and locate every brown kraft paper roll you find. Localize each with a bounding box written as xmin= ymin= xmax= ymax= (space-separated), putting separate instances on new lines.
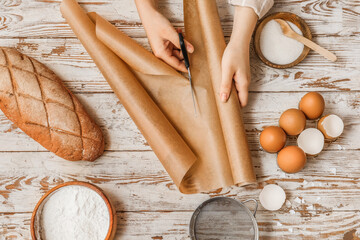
xmin=60 ymin=0 xmax=256 ymax=194
xmin=60 ymin=0 xmax=197 ymax=190
xmin=192 ymin=0 xmax=256 ymax=186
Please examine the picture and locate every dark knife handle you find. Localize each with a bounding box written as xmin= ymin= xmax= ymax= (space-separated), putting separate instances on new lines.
xmin=178 ymin=32 xmax=190 ymax=69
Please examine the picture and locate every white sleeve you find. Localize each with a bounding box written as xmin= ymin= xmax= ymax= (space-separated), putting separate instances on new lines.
xmin=228 ymin=0 xmax=274 ymax=18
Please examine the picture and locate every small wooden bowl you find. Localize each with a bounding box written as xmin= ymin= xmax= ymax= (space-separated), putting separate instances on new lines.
xmin=30 ymin=181 xmax=117 ymax=240
xmin=254 ymin=12 xmax=312 ymax=69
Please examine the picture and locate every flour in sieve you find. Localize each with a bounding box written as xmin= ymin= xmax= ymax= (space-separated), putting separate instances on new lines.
xmin=38 ymin=185 xmax=109 ymax=240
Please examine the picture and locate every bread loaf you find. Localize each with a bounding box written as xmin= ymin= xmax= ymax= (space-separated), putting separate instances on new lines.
xmin=0 ymin=47 xmax=104 ymax=161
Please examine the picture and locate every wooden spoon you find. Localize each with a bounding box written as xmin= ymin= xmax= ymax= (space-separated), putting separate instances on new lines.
xmin=275 ymin=19 xmax=337 ymax=62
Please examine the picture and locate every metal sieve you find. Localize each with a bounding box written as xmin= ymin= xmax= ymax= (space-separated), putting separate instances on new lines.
xmin=190 ymin=197 xmax=259 ymax=240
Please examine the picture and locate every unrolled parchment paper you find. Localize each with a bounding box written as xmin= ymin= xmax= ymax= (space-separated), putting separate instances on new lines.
xmin=60 ymin=0 xmax=256 ymax=194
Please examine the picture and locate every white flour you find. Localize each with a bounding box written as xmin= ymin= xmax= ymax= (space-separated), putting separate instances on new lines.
xmin=260 ymin=20 xmax=304 ymax=65
xmin=36 ymin=185 xmax=110 ymax=240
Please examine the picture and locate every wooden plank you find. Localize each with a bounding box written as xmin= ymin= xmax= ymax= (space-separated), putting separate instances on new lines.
xmin=0 ymin=92 xmax=357 ymax=151
xmin=0 ymin=38 xmax=357 ymax=93
xmin=0 ymin=150 xmax=359 ymax=213
xmin=0 ymin=213 xmax=30 ymax=240
xmin=0 ymin=0 xmax=358 ymax=38
xmin=2 ymin=211 xmax=360 ymax=239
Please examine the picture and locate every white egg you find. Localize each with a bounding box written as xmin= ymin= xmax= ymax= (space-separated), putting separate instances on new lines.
xmin=297 ymin=128 xmax=324 ymax=155
xmin=259 ymin=184 xmax=286 ymax=211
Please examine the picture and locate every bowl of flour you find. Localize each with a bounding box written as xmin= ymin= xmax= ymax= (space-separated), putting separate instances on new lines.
xmin=31 ymin=182 xmax=116 ymax=240
xmin=254 ymin=12 xmax=312 ymax=69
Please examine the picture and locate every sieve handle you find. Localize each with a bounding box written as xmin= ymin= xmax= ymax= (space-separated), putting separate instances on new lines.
xmin=242 ymin=199 xmax=258 ymax=217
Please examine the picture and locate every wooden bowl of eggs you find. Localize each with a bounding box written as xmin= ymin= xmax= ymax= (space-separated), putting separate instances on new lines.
xmin=31 ymin=181 xmax=117 ymax=240
xmin=254 ymin=12 xmax=312 ymax=68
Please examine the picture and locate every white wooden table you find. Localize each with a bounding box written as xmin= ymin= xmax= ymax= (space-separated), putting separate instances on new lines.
xmin=0 ymin=0 xmax=359 ymax=239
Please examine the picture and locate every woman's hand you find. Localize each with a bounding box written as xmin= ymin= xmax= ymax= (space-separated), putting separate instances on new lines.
xmin=134 ymin=0 xmax=194 ymax=72
xmin=220 ymin=6 xmax=258 ymax=107
xmin=221 ymin=42 xmax=251 ymax=107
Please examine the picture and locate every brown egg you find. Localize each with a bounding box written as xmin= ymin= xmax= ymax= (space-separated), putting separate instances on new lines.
xmin=279 ymin=109 xmax=306 ymax=136
xmin=277 ymin=146 xmax=307 ymax=173
xmin=299 ymin=92 xmax=325 ymax=119
xmin=317 ymin=114 xmax=344 ymax=140
xmin=260 ymin=126 xmax=286 ymax=153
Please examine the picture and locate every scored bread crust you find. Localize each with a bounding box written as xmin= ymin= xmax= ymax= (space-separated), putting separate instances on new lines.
xmin=0 ymin=47 xmax=104 ymax=161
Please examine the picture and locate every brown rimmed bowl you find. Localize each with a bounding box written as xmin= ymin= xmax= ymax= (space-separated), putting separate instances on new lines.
xmin=254 ymin=12 xmax=312 ymax=69
xmin=30 ymin=181 xmax=117 ymax=240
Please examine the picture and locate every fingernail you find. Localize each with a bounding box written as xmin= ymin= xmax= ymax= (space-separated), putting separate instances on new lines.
xmin=221 ymin=93 xmax=228 ymax=102
xmin=186 ymin=44 xmax=194 ymax=53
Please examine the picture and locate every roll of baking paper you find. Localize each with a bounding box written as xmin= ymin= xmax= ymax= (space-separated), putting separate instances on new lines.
xmin=60 ymin=0 xmax=256 ymax=194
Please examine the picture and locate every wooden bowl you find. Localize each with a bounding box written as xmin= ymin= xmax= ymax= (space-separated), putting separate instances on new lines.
xmin=254 ymin=12 xmax=312 ymax=69
xmin=30 ymin=181 xmax=117 ymax=240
